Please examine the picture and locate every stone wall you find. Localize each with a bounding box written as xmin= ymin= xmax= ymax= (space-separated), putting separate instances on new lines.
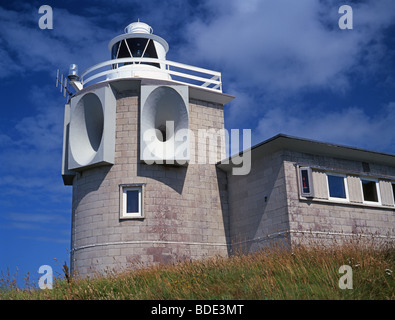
xmin=226 ymin=150 xmax=290 ymax=254
xmin=71 ymin=85 xmax=230 ymax=277
xmin=283 ymin=150 xmax=395 ymax=246
xmin=225 ymin=147 xmax=395 ymax=254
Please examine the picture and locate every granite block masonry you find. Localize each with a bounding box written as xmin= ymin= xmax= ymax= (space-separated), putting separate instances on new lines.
xmin=69 ymin=81 xmax=232 ymax=276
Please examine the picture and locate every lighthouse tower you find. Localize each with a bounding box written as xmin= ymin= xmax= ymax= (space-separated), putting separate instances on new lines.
xmin=61 ymin=21 xmax=234 ymax=277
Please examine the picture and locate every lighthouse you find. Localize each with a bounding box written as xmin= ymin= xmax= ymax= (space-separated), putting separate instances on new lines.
xmin=61 ymin=21 xmax=234 ymax=277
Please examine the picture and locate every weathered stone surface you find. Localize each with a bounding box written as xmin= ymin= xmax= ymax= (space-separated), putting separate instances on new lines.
xmin=71 ymin=88 xmax=229 ymax=277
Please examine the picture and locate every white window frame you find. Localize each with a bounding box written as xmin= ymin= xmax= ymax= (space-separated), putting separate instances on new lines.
xmin=391 ymin=182 xmax=395 ymax=207
xmin=298 ymin=166 xmax=314 ymax=198
xmin=326 ymin=172 xmax=349 ymax=202
xmin=360 ymin=177 xmax=381 ymax=205
xmin=120 ymin=184 xmax=144 ymax=219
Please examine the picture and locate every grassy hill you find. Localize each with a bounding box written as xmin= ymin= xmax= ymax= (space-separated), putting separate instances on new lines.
xmin=1 ymin=240 xmax=394 ymax=300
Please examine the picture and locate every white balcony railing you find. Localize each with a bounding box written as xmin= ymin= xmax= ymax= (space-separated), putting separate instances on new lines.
xmin=79 ymin=57 xmax=222 ymax=92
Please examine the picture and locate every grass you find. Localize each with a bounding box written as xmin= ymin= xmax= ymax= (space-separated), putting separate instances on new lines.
xmin=1 ymin=239 xmax=394 ymax=300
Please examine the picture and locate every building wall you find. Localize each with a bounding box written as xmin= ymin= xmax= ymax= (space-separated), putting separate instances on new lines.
xmin=283 ymin=150 xmax=395 ymax=246
xmin=71 ymin=85 xmax=229 ymax=277
xmin=225 ymin=147 xmax=394 ymax=254
xmin=226 ymin=150 xmax=290 ymax=254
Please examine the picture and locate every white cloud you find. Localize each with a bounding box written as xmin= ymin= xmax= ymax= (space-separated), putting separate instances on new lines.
xmin=176 ymin=0 xmax=395 ymax=153
xmin=256 ymin=102 xmax=395 ymax=152
xmin=0 ymin=5 xmax=112 ymax=79
xmin=13 ymin=88 xmax=64 ymax=152
xmin=0 ymin=133 xmax=12 ymax=146
xmin=182 ymin=0 xmax=395 ymax=94
xmin=0 ymin=84 xmax=69 ymax=202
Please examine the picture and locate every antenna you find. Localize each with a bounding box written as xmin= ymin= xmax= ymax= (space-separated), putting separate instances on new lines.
xmin=56 ymin=69 xmax=72 ymax=97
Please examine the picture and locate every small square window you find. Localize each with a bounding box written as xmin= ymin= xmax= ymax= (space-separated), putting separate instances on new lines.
xmin=327 ymin=174 xmax=347 ymax=199
xmin=120 ymin=185 xmax=144 ymax=219
xmin=361 ymin=179 xmax=380 ymax=203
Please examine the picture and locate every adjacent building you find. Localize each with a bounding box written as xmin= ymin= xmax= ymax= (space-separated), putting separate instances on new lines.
xmin=219 ymin=134 xmax=395 ymax=252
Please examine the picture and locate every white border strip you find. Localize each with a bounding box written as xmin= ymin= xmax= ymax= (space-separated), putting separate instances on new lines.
xmin=72 ymin=240 xmax=229 ymax=252
xmin=72 ymin=230 xmax=395 ymax=253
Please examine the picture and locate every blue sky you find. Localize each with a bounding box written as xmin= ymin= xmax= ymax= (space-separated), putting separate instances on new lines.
xmin=1 ymin=0 xmax=395 ymax=287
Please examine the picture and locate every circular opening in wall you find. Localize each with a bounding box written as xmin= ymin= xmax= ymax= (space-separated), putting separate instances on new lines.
xmin=141 ymin=86 xmax=189 ymax=160
xmin=69 ymin=93 xmax=104 ymax=166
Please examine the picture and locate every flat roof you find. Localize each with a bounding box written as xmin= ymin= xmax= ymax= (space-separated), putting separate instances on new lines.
xmin=217 ymin=134 xmax=395 ymax=171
